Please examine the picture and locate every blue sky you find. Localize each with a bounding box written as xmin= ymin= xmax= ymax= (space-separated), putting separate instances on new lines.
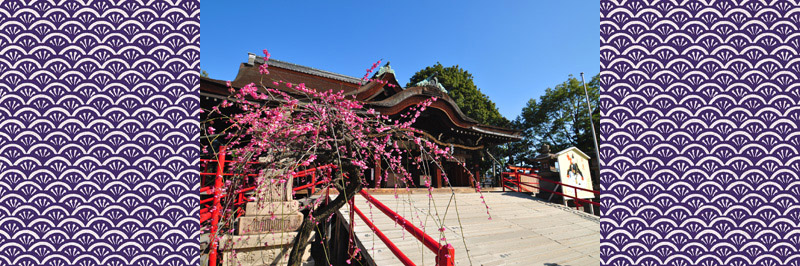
xmin=201 ymin=1 xmax=598 ymax=120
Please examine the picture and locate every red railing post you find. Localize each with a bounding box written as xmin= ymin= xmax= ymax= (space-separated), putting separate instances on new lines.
xmin=209 ymin=145 xmax=226 ymax=266
xmin=502 ymin=172 xmax=505 ymax=192
xmin=516 ymin=172 xmax=521 ymax=192
xmin=311 ymin=172 xmax=316 ymax=194
xmin=436 ymin=244 xmax=455 ymax=266
xmin=574 ymin=187 xmax=579 ymax=210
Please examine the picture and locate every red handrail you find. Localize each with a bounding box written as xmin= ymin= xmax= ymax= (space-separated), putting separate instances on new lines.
xmin=352 ymin=204 xmax=415 ymax=266
xmin=501 ymin=167 xmax=600 ymax=210
xmin=507 ymin=172 xmax=598 ymax=194
xmin=200 ymin=145 xmax=337 ymax=266
xmin=503 ymin=172 xmax=601 ymax=197
xmin=356 ymin=190 xmax=455 ymax=266
xmin=507 ymin=165 xmax=535 ymax=172
xmin=199 ymin=164 xmax=335 ymax=222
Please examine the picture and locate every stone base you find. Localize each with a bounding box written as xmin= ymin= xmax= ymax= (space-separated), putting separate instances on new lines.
xmin=220 ymin=238 xmax=313 ymax=266
xmin=245 ymin=201 xmax=300 ymax=216
xmin=220 ymin=232 xmax=298 ymax=250
xmin=237 ymin=212 xmax=304 ymax=235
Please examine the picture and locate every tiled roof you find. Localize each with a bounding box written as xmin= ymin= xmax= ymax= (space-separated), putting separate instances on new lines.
xmin=248 ymin=53 xmax=363 ymax=84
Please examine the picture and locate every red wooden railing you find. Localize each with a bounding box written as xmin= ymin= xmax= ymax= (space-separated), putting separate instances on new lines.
xmin=352 ymin=190 xmax=455 ymax=266
xmin=292 ymin=164 xmax=336 ymax=194
xmin=501 ymin=166 xmax=600 ymax=210
xmin=202 ymin=146 xmax=226 ymax=266
xmin=501 ymin=166 xmax=538 ymax=193
xmin=200 ymin=146 xmax=335 ymax=266
xmin=200 ymin=146 xmax=452 ymax=265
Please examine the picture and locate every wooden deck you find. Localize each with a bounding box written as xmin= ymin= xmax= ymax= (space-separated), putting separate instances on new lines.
xmin=339 ymin=191 xmax=600 ymax=266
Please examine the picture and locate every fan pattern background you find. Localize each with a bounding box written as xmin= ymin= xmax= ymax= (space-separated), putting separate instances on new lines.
xmin=600 ymin=1 xmax=800 ymax=265
xmin=0 ymin=1 xmax=200 ymax=266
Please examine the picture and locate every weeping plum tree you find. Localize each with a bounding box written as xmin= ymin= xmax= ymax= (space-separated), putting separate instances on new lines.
xmin=201 ymin=50 xmax=491 ymax=266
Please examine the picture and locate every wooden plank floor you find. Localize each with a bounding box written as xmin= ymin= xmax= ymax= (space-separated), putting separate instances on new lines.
xmin=339 ymin=191 xmax=600 ymax=266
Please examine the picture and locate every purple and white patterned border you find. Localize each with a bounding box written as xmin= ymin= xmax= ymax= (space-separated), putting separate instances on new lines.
xmin=0 ymin=1 xmax=200 ymax=265
xmin=601 ymin=1 xmax=800 ymax=265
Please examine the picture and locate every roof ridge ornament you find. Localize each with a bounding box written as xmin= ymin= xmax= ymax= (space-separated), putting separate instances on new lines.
xmin=247 ymin=52 xmax=256 ymax=65
xmin=414 ymin=71 xmax=448 ymax=93
xmin=376 ymin=61 xmax=395 ymax=77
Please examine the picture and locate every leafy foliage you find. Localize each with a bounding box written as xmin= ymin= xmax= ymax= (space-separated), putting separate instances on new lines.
xmin=407 ymin=63 xmax=509 ymax=127
xmin=508 ymin=74 xmax=599 ymax=166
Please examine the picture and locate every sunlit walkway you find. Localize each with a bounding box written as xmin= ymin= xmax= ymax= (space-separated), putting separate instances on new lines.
xmin=340 ymin=191 xmax=600 ymax=266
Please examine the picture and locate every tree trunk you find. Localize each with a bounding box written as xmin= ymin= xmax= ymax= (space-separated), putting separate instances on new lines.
xmin=287 ymin=162 xmax=363 ymax=266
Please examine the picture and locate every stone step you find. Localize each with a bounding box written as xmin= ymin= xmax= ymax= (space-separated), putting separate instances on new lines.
xmin=245 ymin=201 xmax=300 ymax=216
xmin=237 ymin=212 xmax=304 ymax=235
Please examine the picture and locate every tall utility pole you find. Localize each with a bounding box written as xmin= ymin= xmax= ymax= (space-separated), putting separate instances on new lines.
xmin=580 ymin=72 xmax=601 ymax=166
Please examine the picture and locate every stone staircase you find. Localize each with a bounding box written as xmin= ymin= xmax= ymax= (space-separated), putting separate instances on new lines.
xmin=203 ymin=178 xmax=315 ymax=266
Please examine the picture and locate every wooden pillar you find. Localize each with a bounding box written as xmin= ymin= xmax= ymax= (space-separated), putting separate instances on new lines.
xmin=466 ymin=167 xmax=474 ymax=188
xmin=474 ymin=166 xmax=480 ymax=188
xmin=435 ymin=165 xmax=442 ymax=188
xmin=374 ymin=161 xmax=381 ymax=188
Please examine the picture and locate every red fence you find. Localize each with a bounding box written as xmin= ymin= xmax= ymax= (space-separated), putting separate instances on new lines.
xmin=199 ymin=146 xmax=451 ymax=265
xmin=352 ymin=190 xmax=454 ymax=266
xmin=501 ymin=166 xmax=539 ymax=193
xmin=199 ymin=146 xmax=334 ymax=266
xmin=501 ymin=166 xmax=600 ymax=211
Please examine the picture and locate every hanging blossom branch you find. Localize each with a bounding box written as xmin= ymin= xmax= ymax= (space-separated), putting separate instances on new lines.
xmin=200 ymin=50 xmax=491 ymax=266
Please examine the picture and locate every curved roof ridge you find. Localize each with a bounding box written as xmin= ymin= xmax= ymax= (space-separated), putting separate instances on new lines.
xmin=247 ymin=53 xmax=364 ymax=84
xmin=368 ymin=86 xmax=478 ymax=124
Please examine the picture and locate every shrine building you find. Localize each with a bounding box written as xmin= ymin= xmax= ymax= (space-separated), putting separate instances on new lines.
xmin=200 ymin=53 xmax=521 ymax=188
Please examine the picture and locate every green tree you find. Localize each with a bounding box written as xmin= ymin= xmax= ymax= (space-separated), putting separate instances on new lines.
xmin=407 ymin=63 xmax=509 ymax=127
xmin=509 ymin=74 xmax=600 ymax=168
